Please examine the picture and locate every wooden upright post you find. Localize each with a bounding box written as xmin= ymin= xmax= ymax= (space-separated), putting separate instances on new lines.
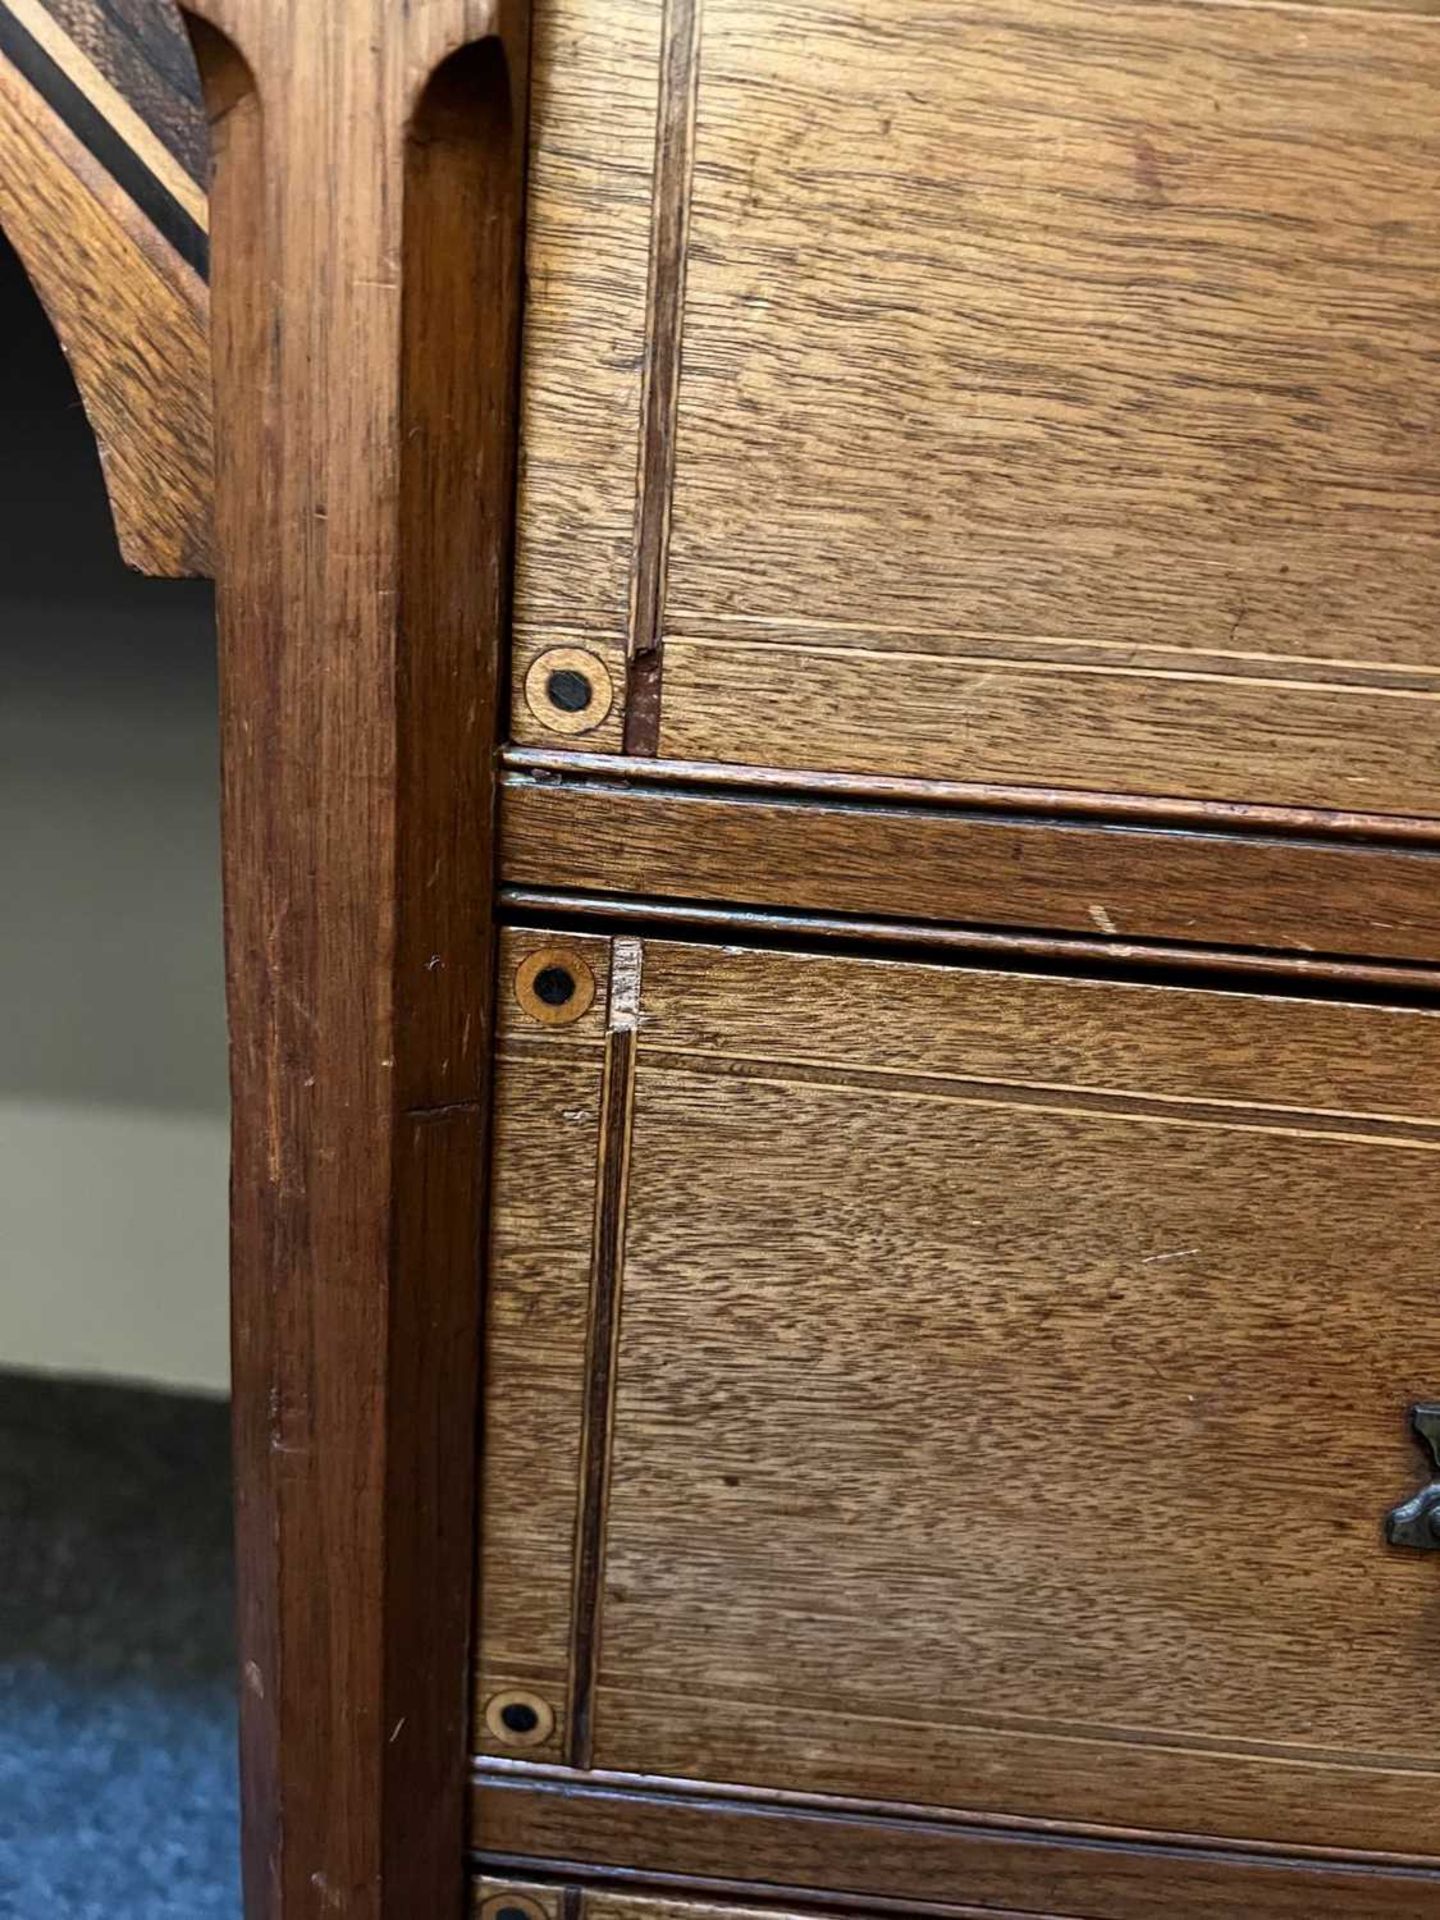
xmin=180 ymin=3 xmax=530 ymax=1912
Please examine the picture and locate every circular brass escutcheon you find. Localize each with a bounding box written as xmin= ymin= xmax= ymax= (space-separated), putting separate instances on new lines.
xmin=523 ymin=645 xmax=614 ymax=736
xmin=514 ymin=947 xmax=596 ymax=1027
xmin=483 ymin=1688 xmax=557 ymax=1750
xmin=480 ymin=1895 xmax=554 ymax=1920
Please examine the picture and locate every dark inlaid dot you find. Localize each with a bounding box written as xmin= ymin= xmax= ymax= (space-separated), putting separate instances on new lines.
xmin=496 ymin=1906 xmax=532 ymax=1920
xmin=533 ymin=965 xmax=576 ymax=1008
xmin=546 ymin=667 xmax=593 ymax=714
xmin=499 ymin=1701 xmax=540 ymax=1735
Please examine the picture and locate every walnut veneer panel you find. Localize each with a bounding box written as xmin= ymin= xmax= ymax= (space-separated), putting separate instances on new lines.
xmin=512 ymin=0 xmax=1440 ymax=817
xmin=478 ymin=930 xmax=1440 ymax=1860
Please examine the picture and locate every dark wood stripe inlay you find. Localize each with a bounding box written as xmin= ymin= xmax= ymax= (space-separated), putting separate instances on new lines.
xmin=0 ymin=0 xmax=207 ymax=275
xmin=44 ymin=0 xmax=208 ymax=179
xmin=624 ymin=0 xmax=703 ymax=756
xmin=566 ymin=951 xmax=642 ymax=1769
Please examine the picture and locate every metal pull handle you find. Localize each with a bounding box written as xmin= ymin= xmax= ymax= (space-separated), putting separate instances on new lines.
xmin=1386 ymin=1405 xmax=1440 ymax=1550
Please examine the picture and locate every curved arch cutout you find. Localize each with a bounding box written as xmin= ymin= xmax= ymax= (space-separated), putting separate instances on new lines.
xmin=0 ymin=0 xmax=213 ymax=575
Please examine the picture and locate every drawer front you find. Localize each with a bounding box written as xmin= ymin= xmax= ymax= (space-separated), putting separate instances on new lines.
xmin=477 ymin=1882 xmax=1074 ymax=1920
xmin=477 ymin=929 xmax=1440 ymax=1858
xmin=512 ymin=0 xmax=1440 ymax=817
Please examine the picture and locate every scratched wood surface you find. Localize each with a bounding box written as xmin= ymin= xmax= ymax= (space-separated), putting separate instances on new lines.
xmin=510 ymin=0 xmax=1440 ymax=818
xmin=477 ymin=929 xmax=1440 ymax=1860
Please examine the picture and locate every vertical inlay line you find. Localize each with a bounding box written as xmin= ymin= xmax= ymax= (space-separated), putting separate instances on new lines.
xmin=624 ymin=0 xmax=703 ymax=756
xmin=566 ymin=938 xmax=644 ymax=1767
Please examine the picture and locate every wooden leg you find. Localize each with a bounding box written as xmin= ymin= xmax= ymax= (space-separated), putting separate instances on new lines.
xmin=180 ymin=4 xmax=530 ymax=1913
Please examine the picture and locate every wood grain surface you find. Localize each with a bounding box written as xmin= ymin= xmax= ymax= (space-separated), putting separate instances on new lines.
xmin=476 ymin=930 xmax=614 ymax=1771
xmin=11 ymin=1 xmax=1440 ymax=1910
xmin=499 ymin=771 xmax=1440 ymax=965
xmin=0 ymin=0 xmax=212 ymax=571
xmin=478 ymin=931 xmax=1440 ymax=1865
xmin=189 ymin=2 xmax=530 ymax=1914
xmin=42 ymin=0 xmax=210 ymax=179
xmin=636 ymin=940 xmax=1440 ymax=1116
xmin=473 ymin=1771 xmax=1440 ymax=1919
xmin=511 ymin=0 xmax=1440 ymax=818
xmin=656 ymin=638 xmax=1440 ymax=817
xmin=503 ymin=886 xmax=1440 ymax=994
xmin=11 ymin=0 xmax=1440 ymax=817
xmin=1 ymin=0 xmax=207 ymax=244
xmin=475 ymin=1877 xmax=1078 ymax=1920
xmin=669 ymin=0 xmax=1440 ymax=660
xmin=580 ymin=1894 xmax=1063 ymax=1920
xmin=508 ymin=0 xmax=661 ymax=683
xmin=502 ymin=745 xmax=1440 ymax=845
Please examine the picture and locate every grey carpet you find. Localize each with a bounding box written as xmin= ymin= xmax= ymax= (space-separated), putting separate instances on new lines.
xmin=0 ymin=1369 xmax=240 ymax=1917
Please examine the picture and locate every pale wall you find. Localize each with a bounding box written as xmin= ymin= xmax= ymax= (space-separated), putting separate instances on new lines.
xmin=0 ymin=232 xmax=229 ymax=1393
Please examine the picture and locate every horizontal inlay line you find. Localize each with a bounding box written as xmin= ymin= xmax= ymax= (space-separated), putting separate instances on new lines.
xmin=664 ymin=610 xmax=1440 ymax=689
xmin=495 ymin=1040 xmax=609 ymax=1064
xmin=1163 ymin=0 xmax=1440 ymax=24
xmin=668 ymin=631 xmax=1440 ymax=701
xmin=637 ymin=1047 xmax=1440 ymax=1146
xmin=587 ymin=1682 xmax=1440 ymax=1781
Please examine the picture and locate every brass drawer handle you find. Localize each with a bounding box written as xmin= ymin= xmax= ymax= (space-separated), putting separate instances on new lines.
xmin=1386 ymin=1405 xmax=1440 ymax=1550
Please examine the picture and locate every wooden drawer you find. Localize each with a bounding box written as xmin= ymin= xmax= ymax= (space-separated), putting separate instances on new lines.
xmin=475 ymin=927 xmax=1440 ymax=1884
xmin=476 ymin=1882 xmax=1080 ymax=1920
xmin=477 ymin=1886 xmax=1075 ymax=1920
xmin=511 ymin=0 xmax=1440 ymax=820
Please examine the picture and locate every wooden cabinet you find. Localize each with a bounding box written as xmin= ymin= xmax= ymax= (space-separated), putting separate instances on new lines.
xmin=7 ymin=0 xmax=1440 ymax=1915
xmin=474 ymin=930 xmax=1440 ymax=1900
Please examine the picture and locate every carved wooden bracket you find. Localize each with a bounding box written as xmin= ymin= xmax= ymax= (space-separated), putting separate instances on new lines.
xmin=0 ymin=0 xmax=213 ymax=573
